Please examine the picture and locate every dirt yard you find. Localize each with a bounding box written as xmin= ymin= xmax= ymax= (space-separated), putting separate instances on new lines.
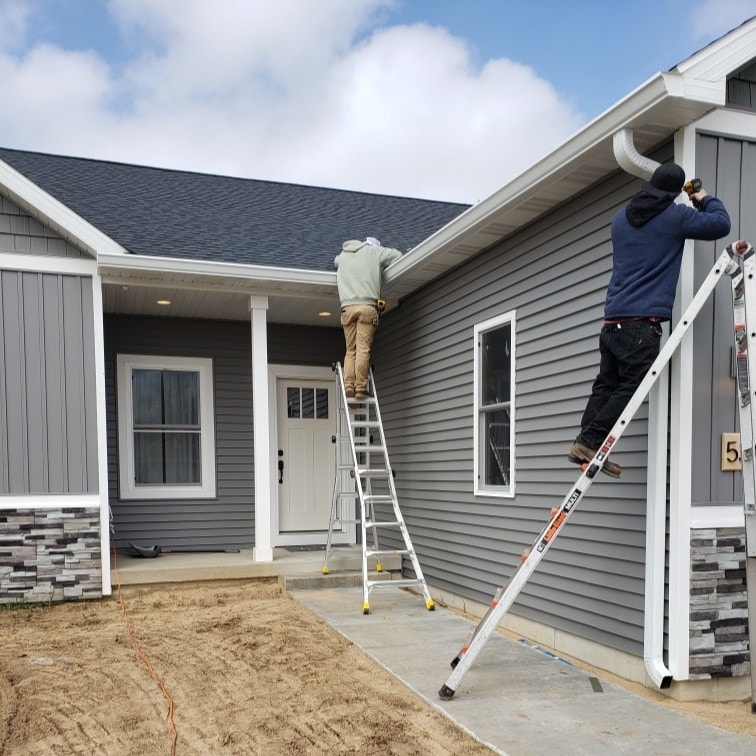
xmin=0 ymin=579 xmax=496 ymax=755
xmin=0 ymin=579 xmax=754 ymax=755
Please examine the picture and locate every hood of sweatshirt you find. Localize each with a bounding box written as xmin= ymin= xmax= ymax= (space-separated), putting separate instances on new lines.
xmin=341 ymin=239 xmax=366 ymax=253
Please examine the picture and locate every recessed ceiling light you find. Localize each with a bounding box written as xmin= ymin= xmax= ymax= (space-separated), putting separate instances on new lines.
xmin=157 ymin=299 xmax=171 ymax=306
xmin=318 ymin=311 xmax=331 ymax=317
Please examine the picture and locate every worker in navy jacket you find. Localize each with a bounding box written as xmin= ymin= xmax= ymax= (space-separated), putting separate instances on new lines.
xmin=569 ymin=162 xmax=731 ymax=477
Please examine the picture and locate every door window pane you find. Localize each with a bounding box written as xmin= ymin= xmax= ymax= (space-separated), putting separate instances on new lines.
xmin=287 ymin=386 xmax=329 ymax=419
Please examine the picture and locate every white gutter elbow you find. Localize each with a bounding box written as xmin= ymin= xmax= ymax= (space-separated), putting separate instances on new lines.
xmin=612 ymin=128 xmax=661 ymax=180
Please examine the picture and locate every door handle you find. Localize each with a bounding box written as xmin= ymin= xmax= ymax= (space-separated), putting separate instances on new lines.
xmin=278 ymin=450 xmax=284 ymax=483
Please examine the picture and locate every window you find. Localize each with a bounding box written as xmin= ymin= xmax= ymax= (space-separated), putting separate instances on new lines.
xmin=117 ymin=355 xmax=216 ymax=499
xmin=474 ymin=312 xmax=515 ymax=496
xmin=287 ymin=387 xmax=329 ymax=419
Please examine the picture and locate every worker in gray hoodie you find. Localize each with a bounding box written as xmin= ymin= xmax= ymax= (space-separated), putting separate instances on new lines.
xmin=335 ymin=237 xmax=403 ymax=399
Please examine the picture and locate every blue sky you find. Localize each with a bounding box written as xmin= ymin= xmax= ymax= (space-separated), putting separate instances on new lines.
xmin=1 ymin=0 xmax=755 ymax=202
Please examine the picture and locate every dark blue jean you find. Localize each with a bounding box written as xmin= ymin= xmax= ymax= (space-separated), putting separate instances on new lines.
xmin=578 ymin=319 xmax=663 ymax=449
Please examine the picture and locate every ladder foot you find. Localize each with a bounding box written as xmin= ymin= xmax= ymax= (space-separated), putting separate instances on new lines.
xmin=450 ymin=655 xmax=461 ymax=669
xmin=426 ymin=599 xmax=435 ymax=610
xmin=376 ymin=563 xmax=383 ymax=572
xmin=321 ymin=566 xmax=329 ymax=575
xmin=362 ymin=602 xmax=370 ymax=614
xmin=438 ymin=684 xmax=455 ymax=700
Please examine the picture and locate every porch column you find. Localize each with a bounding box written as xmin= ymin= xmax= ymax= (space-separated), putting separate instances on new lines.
xmin=250 ymin=295 xmax=273 ymax=561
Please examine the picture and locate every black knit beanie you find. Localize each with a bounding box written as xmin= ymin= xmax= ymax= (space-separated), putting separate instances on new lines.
xmin=649 ymin=163 xmax=685 ymax=193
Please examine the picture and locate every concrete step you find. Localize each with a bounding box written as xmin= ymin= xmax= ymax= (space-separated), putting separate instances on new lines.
xmin=279 ymin=570 xmax=396 ymax=591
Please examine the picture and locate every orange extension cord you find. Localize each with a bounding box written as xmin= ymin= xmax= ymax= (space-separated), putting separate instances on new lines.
xmin=112 ymin=543 xmax=178 ymax=755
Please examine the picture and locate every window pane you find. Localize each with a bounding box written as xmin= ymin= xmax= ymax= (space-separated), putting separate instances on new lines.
xmin=484 ymin=407 xmax=510 ymax=486
xmin=302 ymin=388 xmax=315 ymax=418
xmin=316 ymin=388 xmax=329 ymax=418
xmin=132 ymin=369 xmax=163 ymax=425
xmin=287 ymin=387 xmax=300 ymax=418
xmin=164 ymin=433 xmax=201 ymax=484
xmin=162 ymin=370 xmax=199 ymax=426
xmin=482 ymin=325 xmax=511 ymax=406
xmin=134 ymin=432 xmax=165 ymax=484
xmin=134 ymin=432 xmax=201 ymax=484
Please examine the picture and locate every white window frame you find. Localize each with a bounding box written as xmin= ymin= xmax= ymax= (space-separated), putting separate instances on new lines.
xmin=474 ymin=311 xmax=516 ymax=497
xmin=117 ymin=354 xmax=216 ymax=500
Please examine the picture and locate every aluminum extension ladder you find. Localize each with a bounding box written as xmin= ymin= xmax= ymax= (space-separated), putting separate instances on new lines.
xmin=439 ymin=240 xmax=756 ymax=703
xmin=323 ymin=362 xmax=435 ymax=614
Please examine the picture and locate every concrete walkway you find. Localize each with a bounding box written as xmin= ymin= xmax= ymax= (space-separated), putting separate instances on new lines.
xmin=290 ymin=585 xmax=756 ymax=756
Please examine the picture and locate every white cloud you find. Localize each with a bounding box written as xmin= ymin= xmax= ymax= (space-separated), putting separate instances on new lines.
xmin=688 ymin=0 xmax=756 ymax=41
xmin=0 ymin=0 xmax=583 ymax=203
xmin=0 ymin=0 xmax=30 ymax=52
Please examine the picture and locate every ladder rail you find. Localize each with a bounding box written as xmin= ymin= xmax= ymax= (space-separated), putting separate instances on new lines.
xmin=324 ymin=362 xmax=435 ymax=613
xmin=439 ymin=243 xmax=743 ymax=700
xmin=730 ymin=244 xmax=756 ymax=710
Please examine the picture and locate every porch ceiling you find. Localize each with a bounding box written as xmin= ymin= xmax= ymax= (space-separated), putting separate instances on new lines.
xmin=100 ymin=264 xmax=341 ymax=327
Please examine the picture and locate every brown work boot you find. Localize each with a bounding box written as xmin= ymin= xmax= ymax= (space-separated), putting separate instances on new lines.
xmin=344 ymin=385 xmax=355 ymax=398
xmin=567 ymin=441 xmax=621 ymax=478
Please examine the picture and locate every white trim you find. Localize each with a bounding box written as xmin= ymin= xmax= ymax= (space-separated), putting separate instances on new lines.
xmin=91 ymin=270 xmax=112 ymax=595
xmin=693 ymin=107 xmax=756 ymax=140
xmin=116 ymin=355 xmax=217 ymax=500
xmin=0 ymin=158 xmax=129 ymax=257
xmin=690 ymin=506 xmax=745 ymax=529
xmin=473 ymin=310 xmax=516 ymax=498
xmin=250 ymin=297 xmax=273 ymax=561
xmin=0 ymin=252 xmax=97 ymax=276
xmin=666 ymin=125 xmax=699 ymax=682
xmin=267 ymin=364 xmax=353 ymax=547
xmin=0 ymin=494 xmax=100 ymax=509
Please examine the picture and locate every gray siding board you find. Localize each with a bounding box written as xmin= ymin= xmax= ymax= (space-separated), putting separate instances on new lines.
xmin=374 ymin=159 xmax=668 ymax=657
xmin=0 ymin=193 xmax=89 ymax=258
xmin=105 ymin=315 xmax=342 ymax=550
xmin=0 ymin=269 xmax=97 ymax=495
xmin=691 ymin=134 xmax=754 ymax=505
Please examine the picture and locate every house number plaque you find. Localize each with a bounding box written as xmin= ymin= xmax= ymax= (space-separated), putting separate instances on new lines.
xmin=721 ymin=433 xmax=742 ymax=471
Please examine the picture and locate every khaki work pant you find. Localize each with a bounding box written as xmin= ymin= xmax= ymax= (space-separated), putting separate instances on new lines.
xmin=340 ymin=304 xmax=378 ymax=393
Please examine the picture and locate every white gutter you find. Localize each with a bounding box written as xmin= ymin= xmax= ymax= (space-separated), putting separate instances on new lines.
xmin=97 ymin=251 xmax=337 ymax=289
xmin=612 ymin=125 xmax=673 ymax=689
xmin=385 ymin=67 xmax=722 ymax=287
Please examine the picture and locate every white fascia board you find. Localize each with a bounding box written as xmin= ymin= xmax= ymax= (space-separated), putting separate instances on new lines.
xmin=675 ymin=18 xmax=756 ymax=80
xmin=0 ymin=158 xmax=129 ymax=258
xmin=385 ymin=72 xmax=687 ymax=284
xmin=97 ymin=251 xmax=337 ymax=288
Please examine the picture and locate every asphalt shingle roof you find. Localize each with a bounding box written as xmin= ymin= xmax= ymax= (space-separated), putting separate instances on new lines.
xmin=0 ymin=148 xmax=469 ymax=272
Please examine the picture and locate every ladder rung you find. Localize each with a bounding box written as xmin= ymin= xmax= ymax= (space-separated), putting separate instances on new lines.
xmin=364 ymin=495 xmax=394 ymax=503
xmin=364 ymin=520 xmax=402 ymax=528
xmin=368 ymin=579 xmax=423 ymax=589
xmin=357 ymin=468 xmax=390 ymax=477
xmin=366 ymin=548 xmax=411 ymax=557
xmin=351 ymin=421 xmax=380 ymax=428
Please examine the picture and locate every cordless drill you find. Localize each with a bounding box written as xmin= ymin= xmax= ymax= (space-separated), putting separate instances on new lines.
xmin=684 ymin=178 xmax=703 ymax=208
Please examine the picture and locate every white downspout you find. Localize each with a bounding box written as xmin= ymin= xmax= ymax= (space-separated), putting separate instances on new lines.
xmin=612 ymin=129 xmax=672 ymax=688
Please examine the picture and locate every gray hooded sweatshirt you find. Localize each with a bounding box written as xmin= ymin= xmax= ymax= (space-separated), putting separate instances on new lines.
xmin=334 ymin=239 xmax=403 ymax=307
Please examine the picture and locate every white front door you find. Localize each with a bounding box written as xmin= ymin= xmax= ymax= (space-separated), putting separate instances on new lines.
xmin=271 ymin=366 xmax=354 ymax=547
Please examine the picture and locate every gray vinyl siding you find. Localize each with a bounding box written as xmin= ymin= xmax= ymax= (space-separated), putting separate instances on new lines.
xmin=0 ymin=269 xmax=98 ymax=494
xmin=727 ymin=59 xmax=756 ymax=112
xmin=105 ymin=315 xmax=343 ymax=550
xmin=0 ymin=194 xmax=90 ymax=257
xmin=691 ymin=133 xmax=756 ymax=505
xmin=373 ymin=159 xmax=676 ymax=657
